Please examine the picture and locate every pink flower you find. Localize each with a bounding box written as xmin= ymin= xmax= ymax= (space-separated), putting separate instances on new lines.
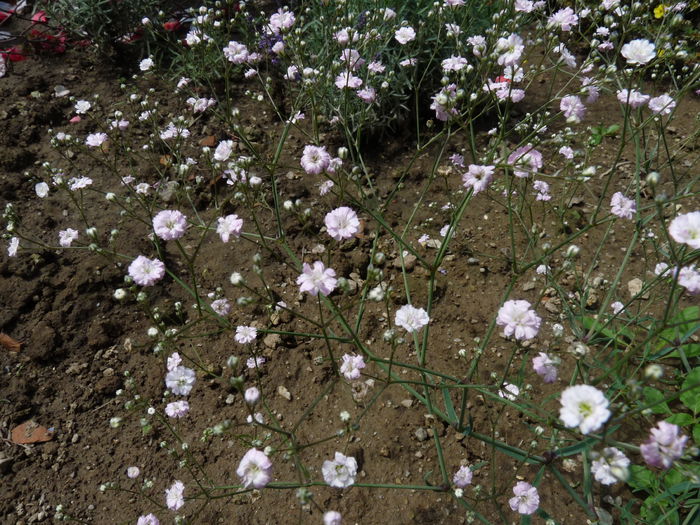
xmin=431 ymin=84 xmax=459 ymax=121
xmin=68 ymin=176 xmax=93 ymax=191
xmin=533 ymin=180 xmax=551 ymax=201
xmin=217 ymin=214 xmax=243 ymax=242
xmin=214 ymin=140 xmax=234 ymax=162
xmin=211 ymin=298 xmax=231 ymax=316
xmin=237 ymin=448 xmax=273 ymax=488
xmin=509 ymin=482 xmax=539 ymax=514
xmin=300 ymin=145 xmax=331 ymax=175
xmin=678 ymin=265 xmax=700 ymax=294
xmin=339 ymin=49 xmax=364 ymax=70
xmin=640 ymin=421 xmax=687 ymax=469
xmin=547 ymin=7 xmax=579 ymax=31
xmin=394 ymin=26 xmax=416 ymax=45
xmin=167 ymin=352 xmax=181 ymax=371
xmin=356 ymin=87 xmax=376 ymax=103
xmin=648 ymin=94 xmax=676 ymax=115
xmin=297 ymin=261 xmax=337 ymax=296
xmin=165 ymin=400 xmax=189 ymax=418
xmin=462 ymin=164 xmax=495 ymax=194
xmin=560 ymin=95 xmax=586 ymax=123
xmin=325 ymin=207 xmax=360 ymax=241
xmin=153 ymin=210 xmax=187 ymax=241
xmin=497 ymin=300 xmax=541 ymax=340
xmin=532 ymin=352 xmax=558 ymax=383
xmin=340 ymin=353 xmax=365 ymax=380
xmin=668 ymin=211 xmax=700 ymax=249
xmin=323 ymin=511 xmax=342 ymax=525
xmin=322 ymin=452 xmax=357 ymax=488
xmin=235 ymin=325 xmax=257 ymax=344
xmin=59 ymin=228 xmax=79 ymax=247
xmin=165 ymin=480 xmax=185 ymax=511
xmin=137 ymin=514 xmax=160 ymax=525
xmin=223 ymin=40 xmax=249 ymax=63
xmin=165 ymin=366 xmax=196 ymax=396
xmin=442 ymin=55 xmax=468 ymax=72
xmin=334 ymin=71 xmax=363 ymax=90
xmin=617 ymin=89 xmax=650 ymax=108
xmin=507 ymin=145 xmax=542 ymax=177
xmin=394 ymin=304 xmax=430 ymax=333
xmin=559 ymin=146 xmax=574 ymax=159
xmin=610 ymin=192 xmax=636 ymax=219
xmin=85 ymin=132 xmax=108 ymax=147
xmin=268 ymin=8 xmax=295 ymax=34
xmin=244 ymin=387 xmax=260 ymax=405
xmin=128 ymin=255 xmax=166 ymax=286
xmin=453 ymin=465 xmax=473 ymax=487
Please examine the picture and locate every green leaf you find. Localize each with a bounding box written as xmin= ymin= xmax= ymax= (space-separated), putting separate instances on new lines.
xmin=441 ymin=386 xmax=458 ymax=425
xmin=628 ymin=465 xmax=655 ymax=491
xmin=643 ymin=387 xmax=672 ymax=414
xmin=657 ymin=306 xmax=700 ymax=359
xmin=680 ymin=368 xmax=700 ymax=413
xmin=666 ymin=413 xmax=694 ymax=427
xmin=579 ymin=315 xmax=633 ymax=346
xmin=694 ymin=424 xmax=700 ymax=445
xmin=605 ymin=124 xmax=620 ymax=135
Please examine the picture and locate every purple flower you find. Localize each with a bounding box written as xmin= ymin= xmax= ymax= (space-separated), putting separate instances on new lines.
xmin=532 ymin=352 xmax=558 ymax=383
xmin=237 ymin=448 xmax=273 ymax=488
xmin=153 ymin=210 xmax=187 ymax=241
xmin=508 ymin=481 xmax=539 ymax=515
xmin=453 ymin=465 xmax=473 ymax=487
xmin=640 ymin=421 xmax=688 ymax=469
xmin=128 ymin=255 xmax=166 ymax=287
xmin=496 ymin=300 xmax=541 ymax=340
xmin=297 ymin=261 xmax=337 ymax=296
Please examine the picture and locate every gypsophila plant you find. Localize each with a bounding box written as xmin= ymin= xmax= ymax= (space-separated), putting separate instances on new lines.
xmin=3 ymin=0 xmax=700 ymax=523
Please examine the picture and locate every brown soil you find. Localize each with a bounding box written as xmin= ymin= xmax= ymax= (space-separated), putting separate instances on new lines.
xmin=1 ymin=33 xmax=699 ymax=525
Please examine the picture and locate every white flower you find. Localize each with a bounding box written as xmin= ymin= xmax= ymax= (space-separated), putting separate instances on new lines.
xmin=214 ymin=140 xmax=234 ymax=162
xmin=394 ymin=26 xmax=416 ymax=45
xmin=668 ymin=211 xmax=700 ymax=249
xmin=165 ymin=366 xmax=196 ymax=396
xmin=559 ymin=385 xmax=611 ymax=434
xmin=165 ymin=480 xmax=185 ymax=510
xmin=323 ymin=511 xmax=342 ymax=525
xmin=648 ymin=94 xmax=676 ymax=115
xmin=35 ymin=182 xmax=49 ymax=198
xmin=7 ymin=237 xmax=19 ymax=257
xmin=591 ymin=447 xmax=630 ymax=484
xmin=394 ymin=304 xmax=430 ymax=333
xmin=498 ymin=383 xmax=520 ymax=400
xmin=74 ymin=100 xmax=91 ymax=114
xmin=217 ymin=214 xmax=243 ymax=242
xmin=235 ymin=325 xmax=257 ymax=344
xmin=322 ymin=452 xmax=357 ymax=488
xmin=59 ymin=228 xmax=79 ymax=247
xmin=139 ymin=57 xmax=154 ymax=71
xmin=324 ymin=207 xmax=360 ymax=241
xmin=621 ymin=39 xmax=655 ymax=65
